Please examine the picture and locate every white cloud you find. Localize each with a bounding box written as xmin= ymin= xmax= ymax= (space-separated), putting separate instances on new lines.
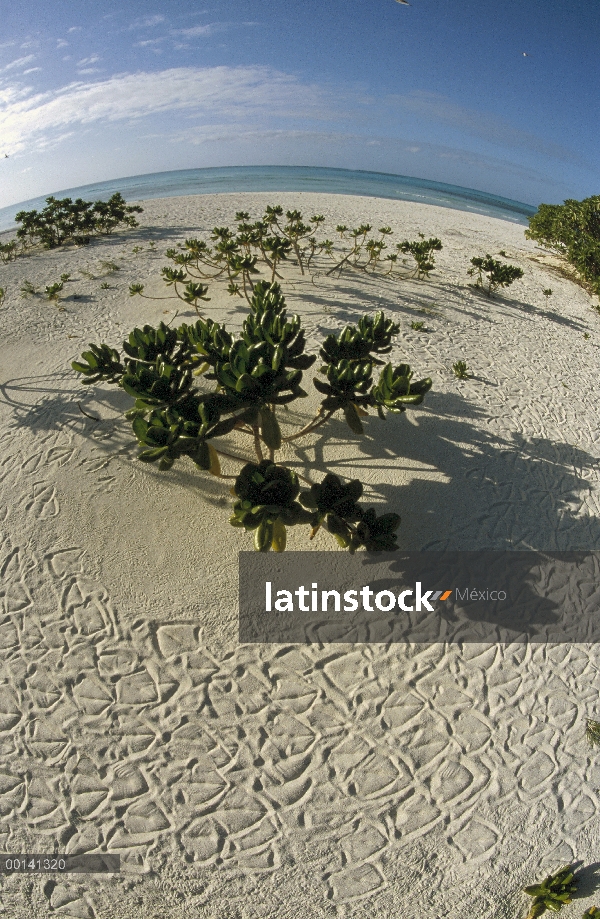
xmin=173 ymin=25 xmax=214 ymax=38
xmin=0 ymin=63 xmax=589 ymax=190
xmin=68 ymin=27 xmax=82 ymax=33
xmin=0 ymin=66 xmax=338 ymax=155
xmin=130 ymin=14 xmax=165 ymax=29
xmin=0 ymin=55 xmax=35 ymax=73
xmin=170 ymin=21 xmax=257 ymax=42
xmin=76 ymin=55 xmax=101 ymax=66
xmin=135 ymin=39 xmax=163 ymax=47
xmin=77 ymin=68 xmax=101 ymax=75
xmin=56 ymin=40 xmax=69 ymax=49
xmin=22 ymin=68 xmax=41 ymax=75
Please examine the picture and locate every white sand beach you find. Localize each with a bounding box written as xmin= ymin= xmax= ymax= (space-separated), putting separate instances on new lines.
xmin=1 ymin=193 xmax=600 ymax=918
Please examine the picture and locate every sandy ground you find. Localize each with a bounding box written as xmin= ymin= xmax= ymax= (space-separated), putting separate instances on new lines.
xmin=0 ymin=192 xmax=600 ymax=918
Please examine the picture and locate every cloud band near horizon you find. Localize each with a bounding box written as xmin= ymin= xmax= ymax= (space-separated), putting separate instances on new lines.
xmin=0 ymin=64 xmax=587 ymax=170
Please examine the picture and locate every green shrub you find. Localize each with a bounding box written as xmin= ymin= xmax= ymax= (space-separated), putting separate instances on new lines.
xmin=14 ymin=193 xmax=142 ymax=251
xmin=452 ymin=360 xmax=470 ymax=380
xmin=397 ymin=234 xmax=443 ymax=279
xmin=73 ymin=281 xmax=432 ymax=552
xmin=45 ymin=282 xmax=63 ymax=302
xmin=522 ymin=865 xmax=578 ymax=918
xmin=20 ymin=280 xmax=37 ymax=298
xmin=586 ymin=719 xmax=600 ymax=746
xmin=0 ymin=240 xmax=17 ymax=263
xmin=468 ymin=254 xmax=524 ymax=296
xmin=526 ymin=195 xmax=600 ymax=296
xmin=134 ymin=205 xmax=442 ymax=301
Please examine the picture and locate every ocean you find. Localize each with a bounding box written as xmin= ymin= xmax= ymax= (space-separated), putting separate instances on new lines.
xmin=0 ymin=165 xmax=537 ymax=233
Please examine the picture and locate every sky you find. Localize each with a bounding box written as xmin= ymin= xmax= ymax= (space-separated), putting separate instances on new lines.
xmin=0 ymin=0 xmax=598 ymax=209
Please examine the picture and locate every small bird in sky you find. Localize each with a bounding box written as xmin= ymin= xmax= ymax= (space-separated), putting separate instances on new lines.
xmin=395 ymin=0 xmax=410 ymax=5
xmin=522 ymin=52 xmax=531 ymax=57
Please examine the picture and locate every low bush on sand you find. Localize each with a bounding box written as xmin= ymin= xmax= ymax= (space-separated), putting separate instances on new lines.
xmin=522 ymin=865 xmax=578 ymax=918
xmin=468 ymin=254 xmax=524 ymax=296
xmin=14 ymin=193 xmax=142 ymax=251
xmin=526 ymin=195 xmax=600 ymax=297
xmin=73 ymin=281 xmax=432 ymax=552
xmin=130 ymin=205 xmax=444 ymax=311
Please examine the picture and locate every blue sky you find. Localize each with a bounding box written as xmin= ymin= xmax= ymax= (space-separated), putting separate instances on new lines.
xmin=0 ymin=0 xmax=598 ymax=208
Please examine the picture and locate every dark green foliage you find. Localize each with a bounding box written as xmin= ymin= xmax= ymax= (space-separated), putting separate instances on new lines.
xmin=231 ymin=461 xmax=313 ymax=551
xmin=298 ymin=473 xmax=400 ymax=552
xmin=315 ymin=311 xmax=431 ymax=422
xmin=314 ymin=359 xmax=374 ymax=415
xmin=92 ymin=196 xmax=142 ymax=236
xmin=0 ymin=240 xmax=17 ymax=262
xmin=585 ymin=719 xmax=600 ymax=746
xmin=349 ymin=507 xmax=401 ymax=552
xmin=372 ymin=363 xmax=432 ymax=416
xmin=301 ymin=473 xmax=363 ymax=523
xmin=181 ymin=281 xmax=315 ymax=412
xmin=526 ymin=196 xmax=600 ymax=297
xmin=319 ymin=312 xmax=400 ymax=364
xmin=231 ymin=465 xmax=402 ymax=552
xmin=45 ymin=282 xmax=63 ymax=302
xmin=72 ymin=280 xmax=431 ymax=551
xmin=468 ymin=254 xmax=524 ymax=295
xmin=452 ymin=360 xmax=470 ymax=380
xmin=397 ymin=234 xmax=443 ymax=279
xmin=131 ymin=401 xmax=227 ymax=471
xmin=523 ymin=866 xmax=578 ymax=918
xmin=14 ymin=193 xmax=142 ymax=250
xmin=72 ymin=342 xmax=124 ymax=384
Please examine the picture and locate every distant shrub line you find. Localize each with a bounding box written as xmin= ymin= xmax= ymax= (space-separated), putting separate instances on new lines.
xmin=0 ymin=193 xmax=142 ymax=260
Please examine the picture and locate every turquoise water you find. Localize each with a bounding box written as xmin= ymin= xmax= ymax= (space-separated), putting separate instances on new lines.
xmin=0 ymin=165 xmax=537 ymax=233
